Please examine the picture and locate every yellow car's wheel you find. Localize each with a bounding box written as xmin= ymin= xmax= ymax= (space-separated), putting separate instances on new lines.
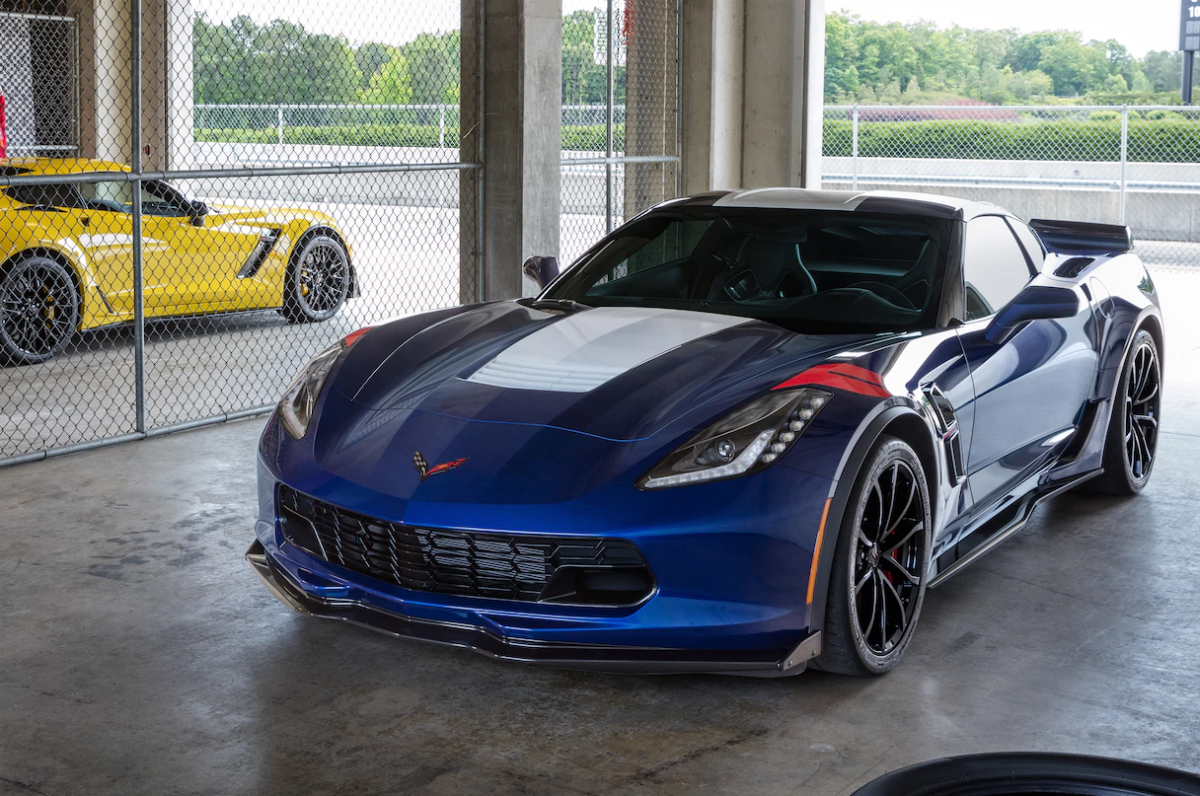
xmin=282 ymin=234 xmax=351 ymax=324
xmin=0 ymin=255 xmax=79 ymax=365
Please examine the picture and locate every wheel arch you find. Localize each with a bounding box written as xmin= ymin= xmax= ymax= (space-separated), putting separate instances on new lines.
xmin=808 ymin=403 xmax=940 ymax=635
xmin=0 ymin=246 xmax=89 ymax=330
xmin=283 ymin=224 xmax=358 ymax=301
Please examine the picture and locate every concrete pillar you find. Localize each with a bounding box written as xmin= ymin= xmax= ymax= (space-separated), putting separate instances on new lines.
xmin=67 ymin=0 xmax=189 ymax=170
xmin=681 ymin=0 xmax=824 ymax=193
xmin=165 ymin=0 xmax=194 ymax=170
xmin=75 ymin=0 xmax=131 ymax=163
xmin=623 ymin=0 xmax=678 ymax=217
xmin=460 ymin=0 xmax=563 ymax=303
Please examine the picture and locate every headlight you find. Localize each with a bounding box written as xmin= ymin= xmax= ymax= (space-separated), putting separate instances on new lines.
xmin=278 ymin=341 xmax=347 ymax=440
xmin=638 ymin=389 xmax=832 ymax=490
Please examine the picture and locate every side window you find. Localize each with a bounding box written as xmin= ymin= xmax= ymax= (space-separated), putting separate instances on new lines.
xmin=963 ymin=216 xmax=1034 ymax=321
xmin=5 ymin=183 xmax=83 ymax=209
xmin=77 ymin=182 xmax=190 ymax=218
xmin=78 ymin=181 xmax=132 ymax=213
xmin=1008 ymin=219 xmax=1046 ymax=273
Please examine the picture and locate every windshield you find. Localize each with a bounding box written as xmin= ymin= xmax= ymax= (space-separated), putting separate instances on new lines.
xmin=545 ymin=208 xmax=952 ymax=334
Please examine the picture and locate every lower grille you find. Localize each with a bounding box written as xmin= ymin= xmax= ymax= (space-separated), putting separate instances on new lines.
xmin=277 ymin=486 xmax=654 ymax=606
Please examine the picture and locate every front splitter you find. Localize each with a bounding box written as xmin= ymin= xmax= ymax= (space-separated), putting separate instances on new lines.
xmin=247 ymin=540 xmax=819 ymax=675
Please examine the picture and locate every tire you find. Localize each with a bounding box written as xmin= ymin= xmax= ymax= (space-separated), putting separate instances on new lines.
xmin=812 ymin=435 xmax=932 ymax=676
xmin=852 ymin=753 xmax=1200 ymax=796
xmin=281 ymin=234 xmax=351 ymax=324
xmin=1085 ymin=329 xmax=1161 ymax=495
xmin=0 ymin=254 xmax=79 ymax=365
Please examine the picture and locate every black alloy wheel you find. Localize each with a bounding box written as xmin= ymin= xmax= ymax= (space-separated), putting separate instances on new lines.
xmin=1087 ymin=329 xmax=1161 ymax=495
xmin=0 ymin=255 xmax=79 ymax=365
xmin=283 ymin=235 xmax=351 ymax=323
xmin=813 ymin=436 xmax=932 ymax=676
xmin=851 ymin=753 xmax=1200 ymax=796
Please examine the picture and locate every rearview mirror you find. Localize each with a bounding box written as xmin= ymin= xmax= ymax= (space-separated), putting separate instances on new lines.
xmin=985 ymin=285 xmax=1080 ymax=345
xmin=522 ymin=256 xmax=560 ymax=291
xmin=189 ymin=200 xmax=208 ymax=227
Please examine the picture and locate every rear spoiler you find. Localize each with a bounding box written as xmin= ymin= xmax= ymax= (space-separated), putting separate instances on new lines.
xmin=1029 ymin=219 xmax=1133 ymax=254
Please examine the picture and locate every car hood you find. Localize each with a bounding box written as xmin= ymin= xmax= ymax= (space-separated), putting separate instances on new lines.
xmin=307 ymin=302 xmax=883 ymax=504
xmin=205 ymin=203 xmax=337 ymax=229
xmin=322 ymin=302 xmax=879 ymax=442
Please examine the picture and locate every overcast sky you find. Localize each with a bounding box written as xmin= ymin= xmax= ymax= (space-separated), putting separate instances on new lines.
xmin=196 ymin=0 xmax=1182 ymax=57
xmin=829 ymin=0 xmax=1182 ymax=57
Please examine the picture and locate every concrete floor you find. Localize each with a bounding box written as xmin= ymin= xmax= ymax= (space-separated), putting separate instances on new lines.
xmin=3 ymin=272 xmax=1200 ymax=795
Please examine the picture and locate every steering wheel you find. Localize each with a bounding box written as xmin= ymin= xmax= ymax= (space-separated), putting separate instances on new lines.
xmin=849 ymin=281 xmax=917 ymax=310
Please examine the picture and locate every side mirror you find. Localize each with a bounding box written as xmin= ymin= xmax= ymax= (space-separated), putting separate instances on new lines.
xmin=189 ymin=200 xmax=208 ymax=227
xmin=522 ymin=255 xmax=560 ymax=291
xmin=985 ymin=285 xmax=1079 ymax=345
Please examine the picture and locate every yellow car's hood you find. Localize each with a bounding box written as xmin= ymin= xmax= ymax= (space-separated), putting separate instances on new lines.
xmin=204 ymin=204 xmax=339 ymax=230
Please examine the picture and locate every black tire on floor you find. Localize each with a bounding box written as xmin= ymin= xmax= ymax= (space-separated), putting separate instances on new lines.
xmin=1083 ymin=329 xmax=1161 ymax=495
xmin=811 ymin=435 xmax=932 ymax=677
xmin=281 ymin=234 xmax=351 ymax=324
xmin=0 ymin=254 xmax=80 ymax=366
xmin=851 ymin=753 xmax=1200 ymax=796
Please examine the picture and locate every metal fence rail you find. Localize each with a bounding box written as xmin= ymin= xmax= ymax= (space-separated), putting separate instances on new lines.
xmin=822 ymin=104 xmax=1200 ymax=270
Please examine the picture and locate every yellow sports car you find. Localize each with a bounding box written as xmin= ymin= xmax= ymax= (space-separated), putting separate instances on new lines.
xmin=0 ymin=158 xmax=356 ymax=364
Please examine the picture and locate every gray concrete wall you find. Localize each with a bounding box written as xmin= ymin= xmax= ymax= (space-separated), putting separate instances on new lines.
xmin=681 ymin=0 xmax=824 ymax=192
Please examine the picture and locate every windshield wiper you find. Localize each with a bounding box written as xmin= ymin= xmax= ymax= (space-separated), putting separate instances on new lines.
xmin=521 ymin=298 xmax=591 ymax=313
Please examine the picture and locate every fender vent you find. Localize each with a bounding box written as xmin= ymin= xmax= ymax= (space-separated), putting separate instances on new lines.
xmin=924 ymin=385 xmax=965 ymax=485
xmin=237 ymin=229 xmax=281 ymax=279
xmin=1054 ymin=257 xmax=1095 ymax=279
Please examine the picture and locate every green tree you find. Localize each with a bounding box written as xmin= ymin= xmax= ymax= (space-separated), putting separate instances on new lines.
xmin=356 ymin=42 xmax=395 ymax=90
xmin=400 ymin=31 xmax=461 ymax=105
xmin=361 ymin=55 xmax=414 ymax=104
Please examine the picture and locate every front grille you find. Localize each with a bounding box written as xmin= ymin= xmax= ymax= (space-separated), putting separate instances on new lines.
xmin=277 ymin=486 xmax=652 ymax=605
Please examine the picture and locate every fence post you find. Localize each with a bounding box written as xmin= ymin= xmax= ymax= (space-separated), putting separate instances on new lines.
xmin=439 ymin=104 xmax=447 ymax=148
xmin=1119 ymin=105 xmax=1129 ymax=225
xmin=852 ymin=105 xmax=860 ymax=191
xmin=605 ymin=0 xmax=615 ymax=233
xmin=131 ymin=0 xmax=146 ymax=435
xmin=277 ymin=105 xmax=284 ymax=145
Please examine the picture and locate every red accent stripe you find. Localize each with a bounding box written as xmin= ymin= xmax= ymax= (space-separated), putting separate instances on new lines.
xmin=426 ymin=457 xmax=467 ymax=477
xmin=343 ymin=327 xmax=374 ymax=347
xmin=774 ymin=363 xmax=891 ymax=398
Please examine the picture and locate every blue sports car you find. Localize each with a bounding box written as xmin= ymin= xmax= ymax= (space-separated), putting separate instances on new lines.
xmin=247 ymin=189 xmax=1164 ymax=677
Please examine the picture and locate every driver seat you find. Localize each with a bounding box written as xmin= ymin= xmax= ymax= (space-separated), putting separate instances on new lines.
xmin=715 ymin=233 xmax=818 ymax=301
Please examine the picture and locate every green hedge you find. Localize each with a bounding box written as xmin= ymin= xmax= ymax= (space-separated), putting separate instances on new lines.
xmin=195 ymin=124 xmax=462 ymax=148
xmin=822 ymin=117 xmax=1200 ymax=162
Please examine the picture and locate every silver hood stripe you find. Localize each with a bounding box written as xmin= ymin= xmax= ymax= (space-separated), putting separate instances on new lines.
xmin=466 ymin=306 xmax=749 ymax=393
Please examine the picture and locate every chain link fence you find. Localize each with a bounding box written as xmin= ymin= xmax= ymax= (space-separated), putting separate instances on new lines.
xmin=560 ymin=0 xmax=679 ymax=264
xmin=822 ymin=104 xmax=1200 ymax=273
xmin=0 ymin=0 xmax=474 ymax=464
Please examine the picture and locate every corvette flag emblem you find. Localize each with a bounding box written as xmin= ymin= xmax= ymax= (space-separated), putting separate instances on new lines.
xmin=413 ymin=451 xmax=467 ymax=481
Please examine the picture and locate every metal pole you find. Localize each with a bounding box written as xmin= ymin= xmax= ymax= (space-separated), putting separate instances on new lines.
xmin=131 ymin=0 xmax=146 ymax=435
xmin=476 ymin=0 xmax=486 ymax=302
xmin=439 ymin=104 xmax=447 ymax=148
xmin=277 ymin=105 xmax=284 ymax=144
xmin=1119 ymin=105 xmax=1129 ymax=225
xmin=675 ymin=0 xmax=682 ymax=198
xmin=852 ymin=105 xmax=860 ymax=191
xmin=605 ymin=0 xmax=615 ymax=234
xmin=1184 ymin=51 xmax=1195 ymax=105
